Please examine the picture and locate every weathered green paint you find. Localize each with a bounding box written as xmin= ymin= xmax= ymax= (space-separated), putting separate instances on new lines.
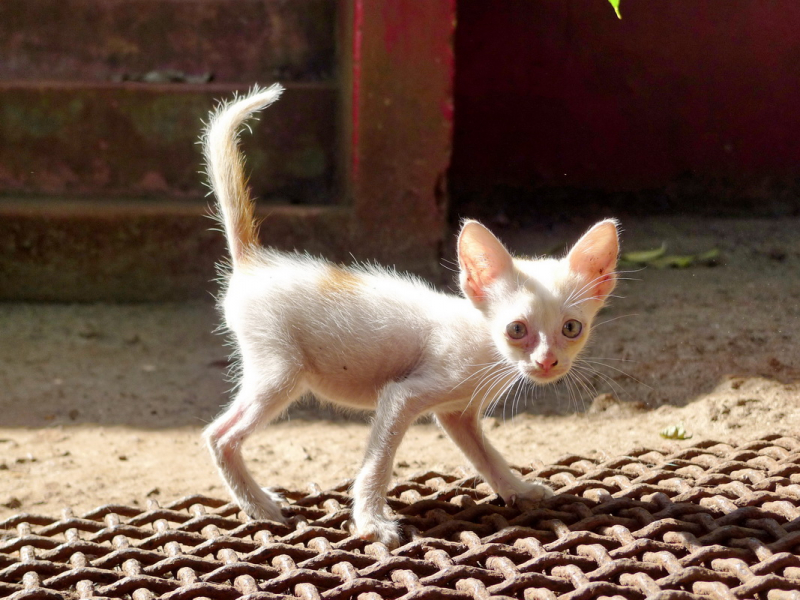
xmin=0 ymin=83 xmax=337 ymax=202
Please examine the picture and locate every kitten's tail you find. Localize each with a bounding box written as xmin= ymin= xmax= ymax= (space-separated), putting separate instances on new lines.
xmin=202 ymin=83 xmax=284 ymax=266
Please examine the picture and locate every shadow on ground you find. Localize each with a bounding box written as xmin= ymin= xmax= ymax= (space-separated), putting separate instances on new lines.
xmin=2 ymin=216 xmax=799 ymax=429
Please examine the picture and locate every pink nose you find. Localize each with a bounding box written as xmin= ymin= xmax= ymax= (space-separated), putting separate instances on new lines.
xmin=535 ymin=355 xmax=559 ymax=372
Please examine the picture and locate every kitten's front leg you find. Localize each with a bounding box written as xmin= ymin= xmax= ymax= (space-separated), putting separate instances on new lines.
xmin=351 ymin=383 xmax=423 ymax=548
xmin=436 ymin=409 xmax=553 ymax=505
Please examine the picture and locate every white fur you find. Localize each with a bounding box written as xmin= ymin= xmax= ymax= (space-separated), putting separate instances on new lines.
xmin=202 ymin=86 xmax=620 ymax=547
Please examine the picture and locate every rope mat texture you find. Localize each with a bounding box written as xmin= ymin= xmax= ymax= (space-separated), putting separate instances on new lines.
xmin=2 ymin=434 xmax=800 ymax=600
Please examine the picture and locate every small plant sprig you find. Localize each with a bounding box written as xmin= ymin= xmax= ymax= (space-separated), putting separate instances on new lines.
xmin=609 ymin=0 xmax=621 ymax=19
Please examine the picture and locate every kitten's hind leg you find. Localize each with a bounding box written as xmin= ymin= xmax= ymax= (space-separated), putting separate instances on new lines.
xmin=436 ymin=409 xmax=553 ymax=505
xmin=204 ymin=371 xmax=303 ymax=522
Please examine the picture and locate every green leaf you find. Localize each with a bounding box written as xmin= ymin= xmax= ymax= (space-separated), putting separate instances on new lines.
xmin=608 ymin=0 xmax=622 ymax=19
xmin=621 ymin=244 xmax=667 ymax=264
xmin=649 ymin=254 xmax=696 ymax=269
xmin=620 ymin=245 xmax=721 ymax=269
xmin=696 ymin=248 xmax=721 ymax=264
xmin=660 ymin=424 xmax=693 ymax=440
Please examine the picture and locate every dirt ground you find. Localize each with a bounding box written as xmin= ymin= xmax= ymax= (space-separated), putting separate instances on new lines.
xmin=2 ymin=215 xmax=799 ymax=520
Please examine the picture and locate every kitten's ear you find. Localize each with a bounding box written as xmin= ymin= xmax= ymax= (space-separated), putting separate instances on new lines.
xmin=567 ymin=219 xmax=620 ymax=302
xmin=457 ymin=220 xmax=514 ymax=304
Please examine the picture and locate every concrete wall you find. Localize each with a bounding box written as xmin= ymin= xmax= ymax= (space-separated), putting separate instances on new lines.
xmin=0 ymin=0 xmax=454 ymax=301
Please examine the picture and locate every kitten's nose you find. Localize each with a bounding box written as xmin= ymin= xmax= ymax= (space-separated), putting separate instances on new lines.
xmin=535 ymin=355 xmax=559 ymax=372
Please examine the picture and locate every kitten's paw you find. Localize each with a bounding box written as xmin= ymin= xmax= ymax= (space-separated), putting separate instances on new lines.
xmin=351 ymin=513 xmax=402 ymax=549
xmin=239 ymin=490 xmax=286 ymax=523
xmin=505 ymin=480 xmax=554 ymax=505
xmin=243 ymin=502 xmax=286 ymax=523
xmin=262 ymin=486 xmax=286 ymax=504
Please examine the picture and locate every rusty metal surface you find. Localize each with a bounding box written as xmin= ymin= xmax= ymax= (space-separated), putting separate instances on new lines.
xmin=3 ymin=435 xmax=800 ymax=599
xmin=338 ymin=0 xmax=454 ymax=281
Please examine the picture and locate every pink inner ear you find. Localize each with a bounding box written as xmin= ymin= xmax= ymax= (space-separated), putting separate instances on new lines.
xmin=458 ymin=222 xmax=513 ymax=302
xmin=568 ymin=220 xmax=619 ymax=301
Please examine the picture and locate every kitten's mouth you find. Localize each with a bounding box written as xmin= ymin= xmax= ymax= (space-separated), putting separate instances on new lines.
xmin=523 ymin=366 xmax=567 ymax=384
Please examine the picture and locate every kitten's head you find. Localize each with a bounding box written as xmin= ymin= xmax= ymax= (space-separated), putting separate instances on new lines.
xmin=457 ymin=219 xmax=619 ymax=385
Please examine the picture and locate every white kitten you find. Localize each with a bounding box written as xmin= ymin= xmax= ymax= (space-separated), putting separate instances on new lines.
xmin=202 ymin=84 xmax=620 ymax=547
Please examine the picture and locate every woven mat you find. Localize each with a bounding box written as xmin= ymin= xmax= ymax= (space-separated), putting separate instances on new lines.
xmin=3 ymin=435 xmax=800 ymax=600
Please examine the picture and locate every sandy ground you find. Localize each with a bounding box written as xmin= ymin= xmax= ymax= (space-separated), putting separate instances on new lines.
xmin=1 ymin=215 xmax=799 ymax=520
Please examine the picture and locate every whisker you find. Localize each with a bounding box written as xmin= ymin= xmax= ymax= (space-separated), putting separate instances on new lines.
xmin=572 ymin=362 xmax=632 ymax=402
xmin=579 ymin=355 xmax=637 ymax=363
xmin=467 ymin=365 xmax=517 ymax=417
xmin=466 ymin=369 xmax=508 ymax=413
xmin=507 ymin=374 xmax=527 ymax=421
xmin=574 ymin=364 xmax=631 ymax=403
xmin=614 ymin=267 xmax=646 ymax=276
xmin=439 ymin=257 xmax=460 ymax=273
xmin=560 ymin=373 xmax=576 ymax=412
xmin=567 ymin=293 xmax=626 ymax=309
xmin=592 ymin=314 xmax=639 ymax=328
xmin=563 ymin=269 xmax=636 ymax=307
xmin=487 ymin=370 xmax=519 ymax=415
xmin=566 ymin=371 xmax=580 ymax=412
xmin=562 ymin=371 xmax=581 ymax=413
xmin=577 ymin=358 xmax=654 ymax=390
xmin=448 ymin=354 xmax=507 ymax=394
xmin=570 ymin=372 xmax=591 ymax=413
xmin=570 ymin=367 xmax=599 ymax=402
xmin=478 ymin=373 xmax=521 ymax=446
xmin=492 ymin=375 xmax=521 ymax=420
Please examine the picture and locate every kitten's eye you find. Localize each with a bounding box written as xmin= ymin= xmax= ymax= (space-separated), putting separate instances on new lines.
xmin=506 ymin=321 xmax=527 ymax=340
xmin=562 ymin=319 xmax=583 ymax=339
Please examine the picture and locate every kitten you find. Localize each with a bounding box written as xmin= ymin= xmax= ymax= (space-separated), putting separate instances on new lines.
xmin=202 ymin=84 xmax=620 ymax=547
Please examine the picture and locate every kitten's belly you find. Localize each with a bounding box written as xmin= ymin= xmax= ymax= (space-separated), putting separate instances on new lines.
xmin=299 ymin=341 xmax=421 ymax=410
xmin=302 ymin=362 xmax=407 ymax=409
xmin=304 ymin=372 xmax=380 ymax=409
